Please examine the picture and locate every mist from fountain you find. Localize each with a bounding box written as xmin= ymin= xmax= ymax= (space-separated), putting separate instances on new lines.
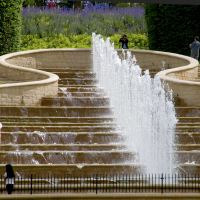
xmin=92 ymin=33 xmax=177 ymax=174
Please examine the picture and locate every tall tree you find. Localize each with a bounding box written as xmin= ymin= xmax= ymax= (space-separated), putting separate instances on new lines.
xmin=0 ymin=0 xmax=23 ymax=55
xmin=145 ymin=4 xmax=200 ymax=55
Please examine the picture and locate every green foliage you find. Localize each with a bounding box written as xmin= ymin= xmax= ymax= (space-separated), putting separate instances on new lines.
xmin=21 ymin=34 xmax=148 ymax=50
xmin=110 ymin=34 xmax=148 ymax=49
xmin=145 ymin=4 xmax=200 ymax=55
xmin=0 ymin=0 xmax=23 ymax=55
xmin=116 ymin=3 xmax=131 ymax=7
xmin=23 ymin=0 xmax=44 ymax=7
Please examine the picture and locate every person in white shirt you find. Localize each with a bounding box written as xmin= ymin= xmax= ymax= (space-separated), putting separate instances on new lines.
xmin=4 ymin=164 xmax=15 ymax=194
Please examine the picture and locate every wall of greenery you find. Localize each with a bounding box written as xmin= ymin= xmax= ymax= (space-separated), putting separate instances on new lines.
xmin=0 ymin=0 xmax=23 ymax=55
xmin=145 ymin=4 xmax=200 ymax=55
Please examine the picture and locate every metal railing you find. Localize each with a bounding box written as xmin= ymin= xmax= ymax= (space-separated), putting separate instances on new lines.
xmin=1 ymin=174 xmax=200 ymax=194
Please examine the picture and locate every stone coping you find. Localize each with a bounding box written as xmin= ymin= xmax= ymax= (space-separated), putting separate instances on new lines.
xmin=0 ymin=50 xmax=59 ymax=88
xmin=1 ymin=48 xmax=198 ymax=85
xmin=155 ymin=52 xmax=199 ymax=85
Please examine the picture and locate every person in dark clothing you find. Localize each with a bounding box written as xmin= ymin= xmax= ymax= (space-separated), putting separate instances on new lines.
xmin=4 ymin=164 xmax=15 ymax=194
xmin=190 ymin=36 xmax=200 ymax=60
xmin=119 ymin=34 xmax=129 ymax=49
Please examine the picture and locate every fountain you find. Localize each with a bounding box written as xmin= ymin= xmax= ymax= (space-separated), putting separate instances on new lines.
xmin=92 ymin=33 xmax=177 ymax=174
xmin=0 ymin=36 xmax=199 ymax=176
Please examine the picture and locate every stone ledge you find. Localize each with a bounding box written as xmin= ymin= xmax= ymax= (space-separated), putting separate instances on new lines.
xmin=0 ymin=193 xmax=199 ymax=200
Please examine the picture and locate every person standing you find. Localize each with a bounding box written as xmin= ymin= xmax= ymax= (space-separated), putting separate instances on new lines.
xmin=190 ymin=36 xmax=200 ymax=60
xmin=119 ymin=34 xmax=129 ymax=49
xmin=0 ymin=122 xmax=2 ymax=144
xmin=4 ymin=164 xmax=15 ymax=194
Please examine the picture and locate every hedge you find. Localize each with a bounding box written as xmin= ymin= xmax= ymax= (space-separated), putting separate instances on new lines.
xmin=145 ymin=4 xmax=200 ymax=55
xmin=20 ymin=34 xmax=149 ymax=50
xmin=0 ymin=0 xmax=23 ymax=55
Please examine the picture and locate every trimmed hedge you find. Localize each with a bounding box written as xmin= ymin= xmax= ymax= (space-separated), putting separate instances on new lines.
xmin=0 ymin=0 xmax=23 ymax=55
xmin=145 ymin=4 xmax=200 ymax=55
xmin=20 ymin=34 xmax=149 ymax=50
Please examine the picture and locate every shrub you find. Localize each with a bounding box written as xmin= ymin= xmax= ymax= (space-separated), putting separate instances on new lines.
xmin=0 ymin=0 xmax=23 ymax=55
xmin=21 ymin=34 xmax=148 ymax=50
xmin=145 ymin=4 xmax=200 ymax=55
xmin=110 ymin=34 xmax=148 ymax=49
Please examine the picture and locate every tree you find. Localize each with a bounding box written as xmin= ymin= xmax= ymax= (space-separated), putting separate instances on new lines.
xmin=0 ymin=0 xmax=23 ymax=55
xmin=145 ymin=4 xmax=200 ymax=55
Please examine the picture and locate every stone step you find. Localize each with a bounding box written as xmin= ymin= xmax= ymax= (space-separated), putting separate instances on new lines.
xmin=0 ymin=150 xmax=199 ymax=166
xmin=1 ymin=132 xmax=122 ymax=144
xmin=59 ymin=87 xmax=103 ymax=93
xmin=142 ymin=69 xmax=160 ymax=72
xmin=0 ymin=116 xmax=114 ymax=123
xmin=177 ymin=123 xmax=200 ymax=126
xmin=0 ymin=144 xmax=125 ymax=151
xmin=176 ymin=144 xmax=200 ymax=151
xmin=41 ymin=97 xmax=110 ymax=106
xmin=0 ymin=151 xmax=135 ymax=164
xmin=7 ymin=143 xmax=200 ymax=156
xmin=1 ymin=116 xmax=199 ymax=124
xmin=1 ymin=122 xmax=115 ymax=127
xmin=175 ymin=107 xmax=200 ymax=117
xmin=55 ymin=72 xmax=96 ymax=79
xmin=2 ymin=125 xmax=116 ymax=132
xmin=39 ymin=68 xmax=92 ymax=73
xmin=176 ymin=151 xmax=200 ymax=164
xmin=59 ymin=84 xmax=99 ymax=88
xmin=178 ymin=117 xmax=200 ymax=123
xmin=0 ymin=164 xmax=141 ymax=176
xmin=178 ymin=164 xmax=200 ymax=174
xmin=1 ymin=122 xmax=196 ymax=128
xmin=59 ymin=78 xmax=98 ymax=86
xmin=176 ymin=132 xmax=200 ymax=144
xmin=0 ymin=162 xmax=195 ymax=176
xmin=175 ymin=126 xmax=200 ymax=132
xmin=58 ymin=91 xmax=105 ymax=97
xmin=0 ymin=106 xmax=112 ymax=117
xmin=1 ymin=106 xmax=197 ymax=117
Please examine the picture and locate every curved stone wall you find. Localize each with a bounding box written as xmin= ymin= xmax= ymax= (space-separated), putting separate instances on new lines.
xmin=0 ymin=48 xmax=199 ymax=106
xmin=0 ymin=50 xmax=59 ymax=106
xmin=123 ymin=49 xmax=199 ymax=106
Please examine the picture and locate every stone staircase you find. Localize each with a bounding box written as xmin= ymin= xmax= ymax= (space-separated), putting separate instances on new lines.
xmin=0 ymin=66 xmax=199 ymax=176
xmin=0 ymin=67 xmax=138 ymax=175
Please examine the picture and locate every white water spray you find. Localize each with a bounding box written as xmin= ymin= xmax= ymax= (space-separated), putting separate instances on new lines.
xmin=92 ymin=33 xmax=177 ymax=174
